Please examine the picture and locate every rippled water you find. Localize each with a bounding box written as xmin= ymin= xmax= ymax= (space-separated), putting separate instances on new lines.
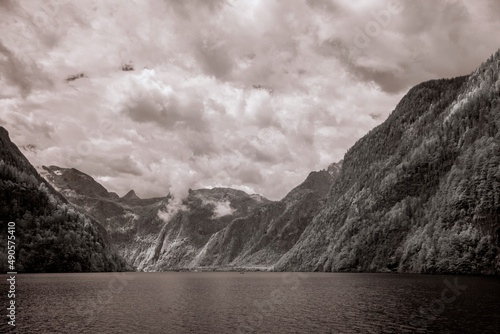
xmin=1 ymin=272 xmax=499 ymax=333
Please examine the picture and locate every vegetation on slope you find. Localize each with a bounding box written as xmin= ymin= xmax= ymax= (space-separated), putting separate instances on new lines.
xmin=0 ymin=127 xmax=128 ymax=272
xmin=276 ymin=50 xmax=500 ymax=274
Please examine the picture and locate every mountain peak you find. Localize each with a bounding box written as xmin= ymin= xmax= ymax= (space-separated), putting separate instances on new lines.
xmin=327 ymin=160 xmax=343 ymax=178
xmin=41 ymin=165 xmax=111 ymax=199
xmin=123 ymin=189 xmax=140 ymax=200
xmin=282 ymin=166 xmax=340 ymax=202
xmin=0 ymin=126 xmax=9 ymax=139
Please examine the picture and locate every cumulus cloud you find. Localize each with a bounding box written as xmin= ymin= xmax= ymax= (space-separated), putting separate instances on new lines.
xmin=1 ymin=0 xmax=499 ymax=201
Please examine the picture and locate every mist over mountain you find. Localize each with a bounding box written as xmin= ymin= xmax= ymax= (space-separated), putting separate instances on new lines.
xmin=0 ymin=127 xmax=128 ymax=272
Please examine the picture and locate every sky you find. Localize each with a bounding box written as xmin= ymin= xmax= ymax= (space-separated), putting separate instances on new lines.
xmin=1 ymin=0 xmax=500 ymax=201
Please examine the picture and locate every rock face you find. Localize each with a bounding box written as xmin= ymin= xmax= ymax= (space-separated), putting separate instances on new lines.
xmin=0 ymin=127 xmax=128 ymax=272
xmin=275 ymin=50 xmax=500 ymax=274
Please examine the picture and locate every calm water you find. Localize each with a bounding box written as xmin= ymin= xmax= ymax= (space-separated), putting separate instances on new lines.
xmin=1 ymin=272 xmax=499 ymax=333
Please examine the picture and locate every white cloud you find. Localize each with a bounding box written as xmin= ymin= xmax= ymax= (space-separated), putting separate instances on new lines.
xmin=212 ymin=200 xmax=235 ymax=218
xmin=1 ymin=0 xmax=499 ymax=200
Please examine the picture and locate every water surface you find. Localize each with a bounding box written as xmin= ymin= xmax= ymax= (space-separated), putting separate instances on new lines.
xmin=2 ymin=272 xmax=499 ymax=333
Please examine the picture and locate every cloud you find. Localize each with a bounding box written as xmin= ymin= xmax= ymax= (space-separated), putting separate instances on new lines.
xmin=212 ymin=200 xmax=235 ymax=218
xmin=2 ymin=0 xmax=499 ymax=201
xmin=107 ymin=155 xmax=143 ymax=176
xmin=119 ymin=70 xmax=207 ymax=131
xmin=0 ymin=41 xmax=52 ymax=97
xmin=314 ymin=0 xmax=500 ymax=93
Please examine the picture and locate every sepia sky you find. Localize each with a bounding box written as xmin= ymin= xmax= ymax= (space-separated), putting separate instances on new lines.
xmin=1 ymin=0 xmax=500 ymax=200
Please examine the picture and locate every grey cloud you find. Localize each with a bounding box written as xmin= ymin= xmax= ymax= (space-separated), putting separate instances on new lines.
xmin=306 ymin=0 xmax=340 ymax=13
xmin=185 ymin=130 xmax=218 ymax=157
xmin=318 ymin=0 xmax=496 ymax=93
xmin=122 ymin=91 xmax=207 ymax=132
xmin=236 ymin=165 xmax=263 ymax=185
xmin=0 ymin=0 xmax=15 ymax=10
xmin=0 ymin=42 xmax=52 ymax=96
xmin=164 ymin=0 xmax=226 ymax=20
xmin=5 ymin=110 xmax=54 ymax=140
xmin=396 ymin=1 xmax=469 ymax=36
xmin=350 ymin=66 xmax=408 ymax=94
xmin=487 ymin=0 xmax=500 ymax=16
xmin=108 ymin=156 xmax=143 ymax=176
xmin=194 ymin=38 xmax=234 ymax=78
xmin=238 ymin=142 xmax=281 ymax=164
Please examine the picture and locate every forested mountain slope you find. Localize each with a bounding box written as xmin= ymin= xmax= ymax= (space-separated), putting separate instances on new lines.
xmin=276 ymin=50 xmax=500 ymax=274
xmin=0 ymin=127 xmax=128 ymax=272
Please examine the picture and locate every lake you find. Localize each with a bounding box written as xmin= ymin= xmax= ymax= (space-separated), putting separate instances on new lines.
xmin=1 ymin=272 xmax=499 ymax=333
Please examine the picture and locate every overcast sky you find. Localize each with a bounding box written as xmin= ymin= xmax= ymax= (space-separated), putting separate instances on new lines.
xmin=1 ymin=0 xmax=499 ymax=200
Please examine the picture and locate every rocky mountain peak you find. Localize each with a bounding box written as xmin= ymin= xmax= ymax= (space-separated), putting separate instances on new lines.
xmin=123 ymin=189 xmax=140 ymax=200
xmin=327 ymin=160 xmax=343 ymax=178
xmin=0 ymin=126 xmax=8 ymax=139
xmin=282 ymin=167 xmax=338 ymax=202
xmin=42 ymin=165 xmax=111 ymax=199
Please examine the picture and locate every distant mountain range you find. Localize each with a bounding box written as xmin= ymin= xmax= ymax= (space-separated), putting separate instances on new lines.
xmin=40 ymin=162 xmax=340 ymax=271
xmin=2 ymin=49 xmax=499 ymax=274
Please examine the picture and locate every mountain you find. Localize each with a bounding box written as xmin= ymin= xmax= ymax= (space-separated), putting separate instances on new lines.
xmin=41 ymin=165 xmax=274 ymax=270
xmin=188 ymin=167 xmax=339 ymax=269
xmin=0 ymin=127 xmax=128 ymax=272
xmin=123 ymin=189 xmax=139 ymax=200
xmin=41 ymin=165 xmax=168 ymax=270
xmin=275 ymin=50 xmax=500 ymax=274
xmin=40 ymin=163 xmax=340 ymax=271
